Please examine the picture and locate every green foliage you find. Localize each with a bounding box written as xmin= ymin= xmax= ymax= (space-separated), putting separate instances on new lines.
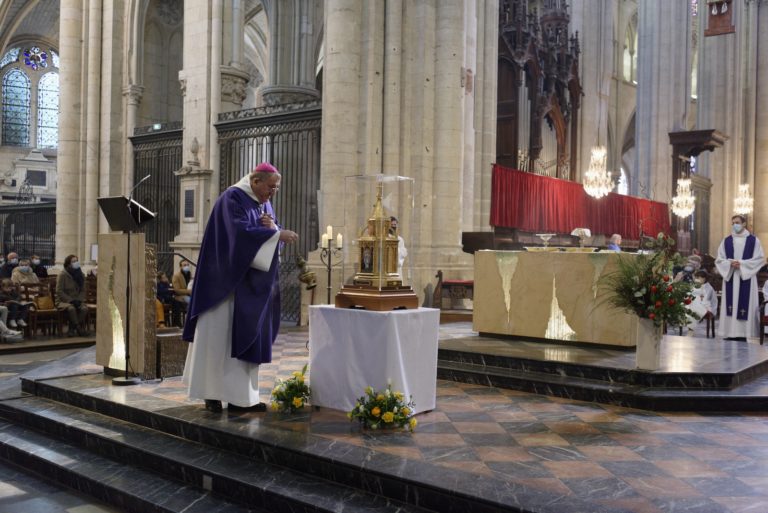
xmin=601 ymin=233 xmax=697 ymax=327
xmin=270 ymin=364 xmax=311 ymax=412
xmin=348 ymin=384 xmax=417 ymax=431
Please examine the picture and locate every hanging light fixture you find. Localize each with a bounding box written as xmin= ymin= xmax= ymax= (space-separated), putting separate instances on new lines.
xmin=734 ymin=183 xmax=754 ymax=216
xmin=671 ymin=178 xmax=695 ymax=218
xmin=583 ymin=146 xmax=613 ymax=198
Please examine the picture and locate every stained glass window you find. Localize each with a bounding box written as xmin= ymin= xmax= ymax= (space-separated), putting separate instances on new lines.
xmin=37 ymin=72 xmax=59 ymax=148
xmin=23 ymin=47 xmax=48 ymax=71
xmin=2 ymin=69 xmax=31 ymax=146
xmin=0 ymin=48 xmax=20 ymax=68
xmin=51 ymin=50 xmax=59 ymax=68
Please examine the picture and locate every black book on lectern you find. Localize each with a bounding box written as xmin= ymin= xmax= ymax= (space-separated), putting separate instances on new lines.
xmin=97 ymin=196 xmax=156 ymax=233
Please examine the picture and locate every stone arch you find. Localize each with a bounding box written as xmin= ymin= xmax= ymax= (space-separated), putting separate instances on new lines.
xmin=137 ymin=0 xmax=183 ymax=126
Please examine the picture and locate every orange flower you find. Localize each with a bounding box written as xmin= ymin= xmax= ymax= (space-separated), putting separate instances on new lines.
xmin=371 ymin=406 xmax=381 ymax=417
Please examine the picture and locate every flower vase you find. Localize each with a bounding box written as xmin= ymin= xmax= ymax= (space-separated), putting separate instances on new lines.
xmin=635 ymin=318 xmax=663 ymax=370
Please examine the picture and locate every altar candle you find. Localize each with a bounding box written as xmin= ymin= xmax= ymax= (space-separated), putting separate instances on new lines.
xmin=321 ymin=233 xmax=329 ymax=249
xmin=326 ymin=225 xmax=333 ymax=239
xmin=337 ymin=233 xmax=343 ymax=249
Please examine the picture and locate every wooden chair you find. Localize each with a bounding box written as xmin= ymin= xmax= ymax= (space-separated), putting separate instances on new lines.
xmin=433 ymin=270 xmax=474 ymax=310
xmin=21 ymin=283 xmax=63 ymax=337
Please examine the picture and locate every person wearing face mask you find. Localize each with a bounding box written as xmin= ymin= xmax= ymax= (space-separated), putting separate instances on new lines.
xmin=674 ymin=255 xmax=702 ymax=283
xmin=715 ymin=215 xmax=765 ymax=341
xmin=171 ymin=260 xmax=193 ymax=325
xmin=0 ymin=252 xmax=19 ymax=279
xmin=55 ymin=254 xmax=90 ymax=337
xmin=30 ymin=255 xmax=48 ymax=278
xmin=11 ymin=258 xmax=40 ymax=285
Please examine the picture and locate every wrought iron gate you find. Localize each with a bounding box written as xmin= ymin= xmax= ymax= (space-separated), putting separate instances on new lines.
xmin=217 ymin=101 xmax=322 ymax=323
xmin=130 ymin=123 xmax=183 ymax=277
xmin=0 ymin=202 xmax=55 ymax=264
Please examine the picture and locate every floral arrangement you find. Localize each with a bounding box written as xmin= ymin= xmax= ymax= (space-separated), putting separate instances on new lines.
xmin=270 ymin=364 xmax=311 ymax=412
xmin=601 ymin=232 xmax=697 ymax=328
xmin=348 ymin=384 xmax=417 ymax=431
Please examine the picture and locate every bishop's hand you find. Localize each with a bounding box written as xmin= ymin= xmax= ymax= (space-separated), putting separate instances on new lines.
xmin=279 ymin=230 xmax=299 ymax=244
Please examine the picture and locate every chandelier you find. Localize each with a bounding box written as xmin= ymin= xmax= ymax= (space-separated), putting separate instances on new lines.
xmin=734 ymin=183 xmax=754 ymax=216
xmin=671 ymin=178 xmax=695 ymax=218
xmin=583 ymin=146 xmax=613 ymax=199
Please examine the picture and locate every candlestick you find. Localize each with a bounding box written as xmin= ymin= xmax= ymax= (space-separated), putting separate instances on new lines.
xmin=321 ymin=233 xmax=329 ymax=249
xmin=336 ymin=233 xmax=343 ymax=249
xmin=326 ymin=225 xmax=333 ymax=240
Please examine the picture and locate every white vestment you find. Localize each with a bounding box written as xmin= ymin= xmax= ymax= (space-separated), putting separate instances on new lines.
xmin=686 ymin=282 xmax=716 ymax=330
xmin=182 ymin=175 xmax=279 ymax=407
xmin=715 ymin=230 xmax=765 ymax=339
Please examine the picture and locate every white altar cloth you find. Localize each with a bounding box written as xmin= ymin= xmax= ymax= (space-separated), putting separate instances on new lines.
xmin=309 ymin=306 xmax=439 ymax=414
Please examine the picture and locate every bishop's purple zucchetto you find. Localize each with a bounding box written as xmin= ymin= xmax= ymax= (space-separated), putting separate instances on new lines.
xmin=254 ymin=162 xmax=278 ymax=174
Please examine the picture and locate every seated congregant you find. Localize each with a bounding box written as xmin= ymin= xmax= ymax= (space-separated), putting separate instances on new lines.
xmin=607 ymin=234 xmax=622 ymax=252
xmin=11 ymin=258 xmax=40 ymax=285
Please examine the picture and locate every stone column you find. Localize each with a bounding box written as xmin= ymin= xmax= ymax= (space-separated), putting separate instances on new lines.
xmin=84 ymin=0 xmax=103 ymax=265
xmin=697 ymin=2 xmax=748 ymax=250
xmin=318 ymin=0 xmax=487 ymax=308
xmin=570 ymin=0 xmax=615 ymax=185
xmin=470 ymin=0 xmax=499 ymax=230
xmin=56 ymin=0 xmax=85 ymax=263
xmin=635 ymin=0 xmax=692 ymax=202
xmin=748 ymin=1 xmax=768 ymax=243
xmin=261 ymin=0 xmax=321 ymax=105
xmin=171 ymin=0 xmax=222 ymax=262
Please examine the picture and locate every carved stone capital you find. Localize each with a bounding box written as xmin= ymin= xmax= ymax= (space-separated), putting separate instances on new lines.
xmin=220 ymin=66 xmax=250 ymax=106
xmin=122 ymin=84 xmax=144 ymax=105
xmin=260 ymin=85 xmax=320 ymax=106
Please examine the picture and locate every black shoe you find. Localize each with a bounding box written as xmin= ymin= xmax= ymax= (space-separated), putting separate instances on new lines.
xmin=227 ymin=402 xmax=267 ymax=412
xmin=204 ymin=400 xmax=222 ymax=412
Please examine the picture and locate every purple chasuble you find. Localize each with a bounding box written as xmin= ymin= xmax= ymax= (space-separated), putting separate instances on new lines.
xmin=182 ymin=187 xmax=281 ymax=364
xmin=724 ymin=234 xmax=756 ymax=321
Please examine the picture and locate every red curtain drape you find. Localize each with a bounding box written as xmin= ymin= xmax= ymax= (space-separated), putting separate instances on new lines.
xmin=490 ymin=164 xmax=670 ymax=240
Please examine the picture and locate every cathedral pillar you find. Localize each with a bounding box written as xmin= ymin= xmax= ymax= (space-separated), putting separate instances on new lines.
xmin=749 ymin=2 xmax=768 ymax=244
xmin=261 ymin=0 xmax=321 ymax=105
xmin=697 ymin=2 xmax=750 ymax=251
xmin=56 ymin=0 xmax=85 ymax=263
xmin=635 ymin=0 xmax=692 ymax=202
xmin=170 ymin=1 xmax=224 ymax=262
xmin=84 ymin=0 xmax=103 ymax=265
xmin=319 ymin=1 xmax=494 ymax=305
xmin=220 ymin=0 xmax=249 ymax=112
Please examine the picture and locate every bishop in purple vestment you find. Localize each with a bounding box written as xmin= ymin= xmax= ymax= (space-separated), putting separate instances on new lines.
xmin=182 ymin=163 xmax=299 ymax=412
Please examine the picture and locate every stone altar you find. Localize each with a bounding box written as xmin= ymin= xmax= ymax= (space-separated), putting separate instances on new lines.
xmin=473 ymin=250 xmax=640 ymax=347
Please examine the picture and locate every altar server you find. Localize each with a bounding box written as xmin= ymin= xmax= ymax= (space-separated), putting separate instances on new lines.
xmin=182 ymin=162 xmax=299 ymax=412
xmin=715 ymin=215 xmax=765 ymax=340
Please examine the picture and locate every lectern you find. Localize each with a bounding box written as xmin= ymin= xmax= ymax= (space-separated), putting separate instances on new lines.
xmin=97 ymin=196 xmax=155 ymax=385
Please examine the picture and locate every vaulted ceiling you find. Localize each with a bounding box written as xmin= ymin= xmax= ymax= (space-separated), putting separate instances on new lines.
xmin=0 ymin=0 xmax=60 ymax=54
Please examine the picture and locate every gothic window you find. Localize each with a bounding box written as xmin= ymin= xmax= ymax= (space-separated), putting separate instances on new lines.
xmin=0 ymin=48 xmax=20 ymax=68
xmin=37 ymin=72 xmax=59 ymax=148
xmin=2 ymin=68 xmax=31 ymax=146
xmin=622 ymin=21 xmax=638 ymax=84
xmin=51 ymin=50 xmax=60 ymax=69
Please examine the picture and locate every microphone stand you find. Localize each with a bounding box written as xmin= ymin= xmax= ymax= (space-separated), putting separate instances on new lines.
xmin=112 ymin=176 xmax=151 ymax=386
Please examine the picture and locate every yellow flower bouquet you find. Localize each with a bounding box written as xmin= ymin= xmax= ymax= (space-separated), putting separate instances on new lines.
xmin=270 ymin=364 xmax=311 ymax=413
xmin=348 ymin=383 xmax=417 ymax=431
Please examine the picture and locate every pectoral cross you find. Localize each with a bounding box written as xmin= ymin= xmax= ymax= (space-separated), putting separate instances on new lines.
xmin=728 ymin=305 xmax=733 ymax=313
xmin=740 ymin=308 xmax=746 ymax=316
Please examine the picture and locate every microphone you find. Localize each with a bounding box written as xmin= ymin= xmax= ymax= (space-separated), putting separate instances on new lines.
xmin=128 ymin=174 xmax=151 ymax=201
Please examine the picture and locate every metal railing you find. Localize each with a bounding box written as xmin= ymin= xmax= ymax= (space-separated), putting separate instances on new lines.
xmin=217 ymin=101 xmax=322 ymax=323
xmin=0 ymin=202 xmax=55 ymax=263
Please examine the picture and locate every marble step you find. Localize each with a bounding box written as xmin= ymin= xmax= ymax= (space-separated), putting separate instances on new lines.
xmin=437 ymin=347 xmax=768 ymax=389
xmin=25 ymin=376 xmax=550 ymax=513
xmin=0 ymin=396 xmax=432 ymax=513
xmin=437 ymin=359 xmax=768 ymax=411
xmin=0 ymin=419 xmax=260 ymax=513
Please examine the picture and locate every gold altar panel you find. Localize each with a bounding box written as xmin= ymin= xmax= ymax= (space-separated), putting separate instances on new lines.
xmin=473 ymin=250 xmax=637 ymax=347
